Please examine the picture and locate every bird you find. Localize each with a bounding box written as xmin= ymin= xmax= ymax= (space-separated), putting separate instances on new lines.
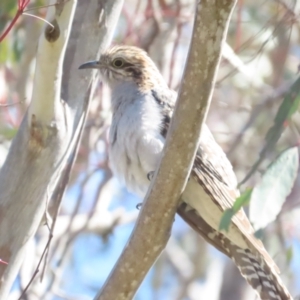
xmin=79 ymin=45 xmax=293 ymax=300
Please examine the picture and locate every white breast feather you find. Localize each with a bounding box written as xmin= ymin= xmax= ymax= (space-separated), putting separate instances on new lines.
xmin=109 ymin=93 xmax=164 ymax=197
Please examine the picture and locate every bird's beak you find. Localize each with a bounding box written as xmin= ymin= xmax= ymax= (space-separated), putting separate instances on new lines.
xmin=78 ymin=60 xmax=101 ymax=70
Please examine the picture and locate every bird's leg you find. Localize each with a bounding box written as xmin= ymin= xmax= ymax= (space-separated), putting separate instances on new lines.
xmin=136 ymin=203 xmax=142 ymax=210
xmin=136 ymin=171 xmax=155 ymax=210
xmin=147 ymin=171 xmax=155 ymax=181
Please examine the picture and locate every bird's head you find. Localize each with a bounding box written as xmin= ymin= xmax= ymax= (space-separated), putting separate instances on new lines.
xmin=79 ymin=45 xmax=165 ymax=91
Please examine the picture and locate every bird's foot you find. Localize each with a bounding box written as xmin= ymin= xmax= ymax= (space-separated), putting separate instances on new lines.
xmin=147 ymin=171 xmax=155 ymax=181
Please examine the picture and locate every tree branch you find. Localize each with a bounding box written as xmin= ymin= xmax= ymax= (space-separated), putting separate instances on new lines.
xmin=0 ymin=2 xmax=77 ymax=297
xmin=95 ymin=0 xmax=237 ymax=299
xmin=0 ymin=0 xmax=124 ymax=298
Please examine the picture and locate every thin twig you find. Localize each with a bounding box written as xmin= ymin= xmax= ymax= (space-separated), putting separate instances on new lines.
xmin=18 ymin=235 xmax=53 ymax=300
xmin=22 ymin=13 xmax=54 ymax=28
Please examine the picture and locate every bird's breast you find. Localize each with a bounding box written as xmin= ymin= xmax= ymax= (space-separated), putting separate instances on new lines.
xmin=108 ymin=94 xmax=164 ymax=197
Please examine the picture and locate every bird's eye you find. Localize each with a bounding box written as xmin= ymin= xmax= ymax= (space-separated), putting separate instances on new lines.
xmin=112 ymin=58 xmax=124 ymax=68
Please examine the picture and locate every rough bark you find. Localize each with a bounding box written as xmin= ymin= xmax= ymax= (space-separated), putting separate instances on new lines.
xmin=0 ymin=0 xmax=124 ymax=298
xmin=95 ymin=0 xmax=237 ymax=299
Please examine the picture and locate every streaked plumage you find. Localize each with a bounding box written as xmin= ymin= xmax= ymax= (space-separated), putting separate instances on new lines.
xmin=79 ymin=45 xmax=293 ymax=300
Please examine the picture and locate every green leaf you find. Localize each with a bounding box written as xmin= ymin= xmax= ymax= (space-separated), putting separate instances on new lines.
xmin=286 ymin=246 xmax=293 ymax=265
xmin=232 ymin=188 xmax=252 ymax=211
xmin=254 ymin=229 xmax=263 ymax=239
xmin=240 ymin=77 xmax=300 ymax=185
xmin=249 ymin=147 xmax=299 ymax=230
xmin=219 ymin=209 xmax=235 ymax=232
xmin=219 ymin=189 xmax=252 ymax=232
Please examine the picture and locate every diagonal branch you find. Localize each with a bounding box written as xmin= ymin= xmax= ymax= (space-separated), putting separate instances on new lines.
xmin=95 ymin=0 xmax=237 ymax=299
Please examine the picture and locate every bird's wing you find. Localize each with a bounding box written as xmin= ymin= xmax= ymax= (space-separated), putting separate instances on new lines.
xmin=193 ymin=126 xmax=279 ymax=271
xmin=151 ymin=86 xmax=279 ymax=271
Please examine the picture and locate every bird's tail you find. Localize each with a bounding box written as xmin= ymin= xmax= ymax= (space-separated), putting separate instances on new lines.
xmin=226 ymin=240 xmax=293 ymax=300
xmin=177 ymin=203 xmax=293 ymax=300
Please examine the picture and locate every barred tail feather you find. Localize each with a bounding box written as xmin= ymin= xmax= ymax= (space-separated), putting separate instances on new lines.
xmin=229 ymin=246 xmax=293 ymax=300
xmin=177 ymin=203 xmax=293 ymax=300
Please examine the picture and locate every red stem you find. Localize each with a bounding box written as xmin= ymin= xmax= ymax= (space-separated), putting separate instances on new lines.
xmin=0 ymin=259 xmax=8 ymax=265
xmin=0 ymin=0 xmax=30 ymax=43
xmin=0 ymin=10 xmax=22 ymax=43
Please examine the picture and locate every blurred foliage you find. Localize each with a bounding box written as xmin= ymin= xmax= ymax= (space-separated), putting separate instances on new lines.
xmin=0 ymin=1 xmax=17 ymax=32
xmin=250 ymin=146 xmax=299 ymax=230
xmin=241 ymin=77 xmax=300 ymax=183
xmin=1 ymin=0 xmax=300 ymax=299
xmin=0 ymin=0 xmax=44 ymax=64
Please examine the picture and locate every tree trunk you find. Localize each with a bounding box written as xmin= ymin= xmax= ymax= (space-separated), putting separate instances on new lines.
xmin=0 ymin=0 xmax=124 ymax=298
